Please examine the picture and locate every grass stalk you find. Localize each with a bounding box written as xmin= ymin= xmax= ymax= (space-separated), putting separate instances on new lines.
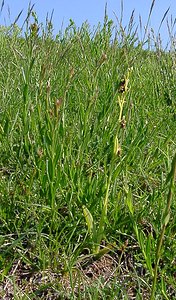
xmin=150 ymin=153 xmax=176 ymax=299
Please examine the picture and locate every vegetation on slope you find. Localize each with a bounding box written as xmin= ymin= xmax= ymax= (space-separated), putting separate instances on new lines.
xmin=0 ymin=4 xmax=176 ymax=299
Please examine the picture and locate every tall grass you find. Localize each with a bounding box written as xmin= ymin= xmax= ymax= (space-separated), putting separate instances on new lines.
xmin=0 ymin=2 xmax=176 ymax=299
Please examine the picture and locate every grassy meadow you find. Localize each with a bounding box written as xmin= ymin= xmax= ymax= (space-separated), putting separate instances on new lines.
xmin=0 ymin=4 xmax=176 ymax=300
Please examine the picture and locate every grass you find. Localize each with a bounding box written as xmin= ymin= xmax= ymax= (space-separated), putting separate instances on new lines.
xmin=0 ymin=2 xmax=176 ymax=299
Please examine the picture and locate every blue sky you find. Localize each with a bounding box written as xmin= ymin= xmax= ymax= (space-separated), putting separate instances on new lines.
xmin=0 ymin=0 xmax=176 ymax=47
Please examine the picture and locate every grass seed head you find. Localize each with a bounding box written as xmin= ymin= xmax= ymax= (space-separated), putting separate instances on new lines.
xmin=30 ymin=23 xmax=39 ymax=37
xmin=54 ymin=98 xmax=63 ymax=116
xmin=46 ymin=78 xmax=51 ymax=94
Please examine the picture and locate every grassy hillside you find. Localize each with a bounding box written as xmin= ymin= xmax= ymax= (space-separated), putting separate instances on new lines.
xmin=0 ymin=8 xmax=176 ymax=300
